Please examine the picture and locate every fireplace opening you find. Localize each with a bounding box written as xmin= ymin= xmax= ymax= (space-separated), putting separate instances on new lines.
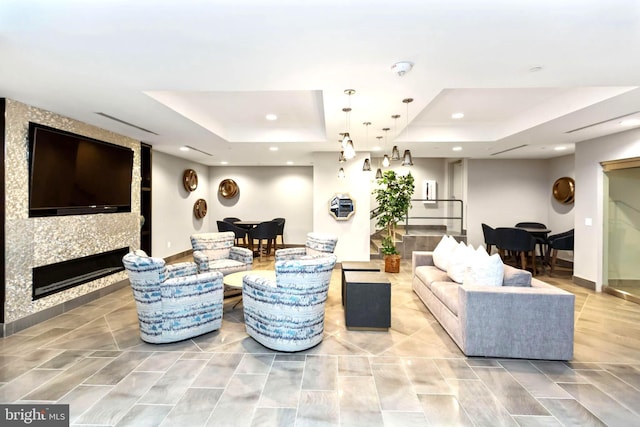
xmin=32 ymin=247 xmax=129 ymax=300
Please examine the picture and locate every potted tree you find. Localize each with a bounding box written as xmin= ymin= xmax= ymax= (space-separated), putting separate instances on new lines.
xmin=373 ymin=170 xmax=415 ymax=272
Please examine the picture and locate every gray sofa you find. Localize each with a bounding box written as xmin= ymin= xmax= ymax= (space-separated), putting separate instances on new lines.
xmin=412 ymin=251 xmax=575 ymax=360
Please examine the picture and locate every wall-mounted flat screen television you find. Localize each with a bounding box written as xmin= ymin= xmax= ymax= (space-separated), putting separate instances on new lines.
xmin=28 ymin=122 xmax=134 ymax=217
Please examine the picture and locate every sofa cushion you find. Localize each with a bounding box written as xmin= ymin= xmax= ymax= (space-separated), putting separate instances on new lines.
xmin=433 ymin=235 xmax=458 ymax=271
xmin=447 ymin=241 xmax=474 ymax=283
xmin=415 ymin=266 xmax=450 ymax=290
xmin=464 ymin=245 xmax=504 ymax=287
xmin=431 ymin=281 xmax=459 ymax=316
xmin=503 ymin=265 xmax=532 ymax=287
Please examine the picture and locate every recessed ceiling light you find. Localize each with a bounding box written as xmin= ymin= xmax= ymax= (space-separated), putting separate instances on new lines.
xmin=220 ymin=161 xmax=228 ymax=165
xmin=620 ymin=118 xmax=640 ymax=127
xmin=265 ymin=114 xmax=278 ymax=121
xmin=554 ymin=146 xmax=567 ymax=151
xmin=286 ymin=161 xmax=294 ymax=165
xmin=529 ymin=66 xmax=543 ymax=72
xmin=452 ymin=146 xmax=463 ymax=151
xmin=179 ymin=146 xmax=190 ymax=152
xmin=269 ymin=146 xmax=278 ymax=151
xmin=451 ymin=112 xmax=464 ymax=119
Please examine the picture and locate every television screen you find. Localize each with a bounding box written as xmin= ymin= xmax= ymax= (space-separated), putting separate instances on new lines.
xmin=28 ymin=122 xmax=134 ymax=217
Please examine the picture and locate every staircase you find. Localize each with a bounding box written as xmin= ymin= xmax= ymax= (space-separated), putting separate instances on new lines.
xmin=370 ymin=226 xmax=467 ymax=259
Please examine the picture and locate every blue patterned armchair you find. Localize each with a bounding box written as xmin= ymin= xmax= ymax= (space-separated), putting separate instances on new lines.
xmin=242 ymin=254 xmax=337 ymax=352
xmin=190 ymin=231 xmax=253 ymax=275
xmin=275 ymin=232 xmax=338 ymax=261
xmin=122 ymin=250 xmax=224 ymax=344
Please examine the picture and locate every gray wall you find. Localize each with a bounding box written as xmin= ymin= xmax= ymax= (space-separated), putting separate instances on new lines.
xmin=466 ymin=159 xmax=550 ymax=250
xmin=575 ymin=127 xmax=640 ymax=290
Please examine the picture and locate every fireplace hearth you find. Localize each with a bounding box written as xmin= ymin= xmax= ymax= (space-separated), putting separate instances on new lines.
xmin=32 ymin=247 xmax=129 ymax=300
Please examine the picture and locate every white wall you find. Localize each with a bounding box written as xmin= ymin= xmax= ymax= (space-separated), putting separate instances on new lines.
xmin=575 ymin=128 xmax=640 ymax=290
xmin=152 ymin=151 xmax=211 ymax=258
xmin=466 ymin=159 xmax=550 ymax=249
xmin=207 ymin=166 xmax=313 ymax=246
xmin=547 ymin=154 xmax=576 ymax=261
xmin=313 ymin=152 xmax=372 ymax=262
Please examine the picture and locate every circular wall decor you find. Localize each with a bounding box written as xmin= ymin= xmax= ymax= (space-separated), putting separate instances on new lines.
xmin=552 ymin=177 xmax=575 ymax=204
xmin=183 ymin=169 xmax=198 ymax=192
xmin=193 ymin=198 xmax=208 ymax=219
xmin=219 ymin=179 xmax=239 ymax=199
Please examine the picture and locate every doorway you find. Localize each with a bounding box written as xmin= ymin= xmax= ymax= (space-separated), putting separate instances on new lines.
xmin=602 ymin=158 xmax=640 ymax=303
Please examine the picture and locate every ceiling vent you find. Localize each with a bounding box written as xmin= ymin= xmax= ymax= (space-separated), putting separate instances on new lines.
xmin=96 ymin=112 xmax=158 ymax=135
xmin=566 ymin=111 xmax=640 ymax=134
xmin=491 ymin=144 xmax=528 ymax=156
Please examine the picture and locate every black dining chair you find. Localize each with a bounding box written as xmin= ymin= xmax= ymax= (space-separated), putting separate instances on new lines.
xmin=223 ymin=217 xmax=242 ymax=224
xmin=216 ymin=220 xmax=248 ymax=247
xmin=272 ymin=217 xmax=286 ymax=250
xmin=495 ymin=227 xmax=539 ymax=275
xmin=515 ymin=222 xmax=549 ymax=262
xmin=481 ymin=223 xmax=499 ymax=254
xmin=248 ymin=220 xmax=279 ymax=259
xmin=546 ymin=229 xmax=574 ymax=274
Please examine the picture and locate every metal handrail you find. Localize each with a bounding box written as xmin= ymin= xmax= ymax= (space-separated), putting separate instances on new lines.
xmin=405 ymin=198 xmax=464 ymax=235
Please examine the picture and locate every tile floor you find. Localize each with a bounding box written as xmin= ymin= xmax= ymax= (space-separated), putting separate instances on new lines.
xmin=1 ymin=258 xmax=640 ymax=426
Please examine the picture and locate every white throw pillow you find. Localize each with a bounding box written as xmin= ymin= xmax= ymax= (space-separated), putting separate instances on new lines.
xmin=447 ymin=241 xmax=475 ymax=283
xmin=464 ymin=245 xmax=504 ymax=287
xmin=433 ymin=235 xmax=458 ymax=271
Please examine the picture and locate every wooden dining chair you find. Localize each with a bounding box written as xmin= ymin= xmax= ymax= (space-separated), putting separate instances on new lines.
xmin=515 ymin=222 xmax=549 ymax=262
xmin=248 ymin=220 xmax=279 ymax=259
xmin=495 ymin=227 xmax=538 ymax=275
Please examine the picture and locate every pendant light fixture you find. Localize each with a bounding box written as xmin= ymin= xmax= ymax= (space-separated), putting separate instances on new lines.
xmin=382 ymin=127 xmax=390 ymax=167
xmin=342 ymin=89 xmax=356 ymax=160
xmin=401 ymin=97 xmax=414 ymax=166
xmin=338 ymin=167 xmax=345 ymax=179
xmin=375 ymin=135 xmax=383 ymax=179
xmin=338 ymin=151 xmax=346 ymax=163
xmin=362 ymin=121 xmax=372 ymax=171
xmin=391 ymin=114 xmax=401 ymax=161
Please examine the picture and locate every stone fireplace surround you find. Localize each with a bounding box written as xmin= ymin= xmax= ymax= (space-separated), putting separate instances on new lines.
xmin=2 ymin=99 xmax=140 ymax=336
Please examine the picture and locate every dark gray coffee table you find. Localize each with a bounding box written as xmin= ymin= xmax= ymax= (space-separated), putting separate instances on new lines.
xmin=343 ymin=271 xmax=390 ymax=330
xmin=341 ymin=261 xmax=380 ymax=306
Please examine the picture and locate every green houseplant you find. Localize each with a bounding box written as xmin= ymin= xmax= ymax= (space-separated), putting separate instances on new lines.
xmin=373 ymin=170 xmax=415 ymax=272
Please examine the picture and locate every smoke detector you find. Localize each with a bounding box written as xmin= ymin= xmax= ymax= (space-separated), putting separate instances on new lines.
xmin=391 ymin=61 xmax=414 ymax=76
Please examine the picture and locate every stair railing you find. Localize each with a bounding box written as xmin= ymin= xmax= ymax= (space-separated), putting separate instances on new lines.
xmin=404 ymin=198 xmax=464 ymax=235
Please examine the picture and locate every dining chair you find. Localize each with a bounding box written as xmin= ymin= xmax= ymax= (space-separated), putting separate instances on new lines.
xmin=546 ymin=229 xmax=574 ymax=274
xmin=481 ymin=223 xmax=499 ymax=254
xmin=495 ymin=227 xmax=538 ymax=275
xmin=248 ymin=220 xmax=280 ymax=258
xmin=272 ymin=217 xmax=286 ymax=250
xmin=217 ymin=220 xmax=248 ymax=247
xmin=515 ymin=222 xmax=549 ymax=261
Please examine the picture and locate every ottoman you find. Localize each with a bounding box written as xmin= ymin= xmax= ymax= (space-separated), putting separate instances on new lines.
xmin=341 ymin=261 xmax=380 ymax=306
xmin=343 ymin=271 xmax=391 ymax=330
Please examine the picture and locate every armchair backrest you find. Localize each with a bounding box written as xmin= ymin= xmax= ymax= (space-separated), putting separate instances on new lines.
xmin=275 ymin=254 xmax=337 ymax=293
xmin=495 ymin=227 xmax=536 ymax=252
xmin=190 ymin=232 xmax=235 ymax=260
xmin=306 ymin=232 xmax=338 ymax=256
xmin=122 ymin=250 xmax=166 ymax=287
